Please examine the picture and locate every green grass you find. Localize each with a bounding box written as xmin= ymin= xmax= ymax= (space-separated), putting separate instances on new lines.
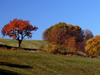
xmin=0 ymin=49 xmax=100 ymax=75
xmin=0 ymin=38 xmax=48 ymax=49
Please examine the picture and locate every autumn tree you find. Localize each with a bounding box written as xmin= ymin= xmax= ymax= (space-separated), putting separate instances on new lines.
xmin=44 ymin=22 xmax=85 ymax=52
xmin=83 ymin=29 xmax=94 ymax=42
xmin=85 ymin=35 xmax=100 ymax=57
xmin=1 ymin=18 xmax=38 ymax=48
xmin=46 ymin=22 xmax=84 ymax=44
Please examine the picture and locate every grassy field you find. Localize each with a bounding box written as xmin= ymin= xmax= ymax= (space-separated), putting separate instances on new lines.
xmin=0 ymin=38 xmax=48 ymax=49
xmin=0 ymin=50 xmax=100 ymax=75
xmin=0 ymin=38 xmax=100 ymax=75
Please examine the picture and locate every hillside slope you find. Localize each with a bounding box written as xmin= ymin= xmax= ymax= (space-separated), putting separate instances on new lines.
xmin=0 ymin=38 xmax=48 ymax=49
xmin=0 ymin=50 xmax=100 ymax=75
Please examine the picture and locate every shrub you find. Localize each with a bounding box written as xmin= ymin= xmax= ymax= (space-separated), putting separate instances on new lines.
xmin=46 ymin=43 xmax=59 ymax=54
xmin=46 ymin=43 xmax=73 ymax=55
xmin=85 ymin=35 xmax=100 ymax=57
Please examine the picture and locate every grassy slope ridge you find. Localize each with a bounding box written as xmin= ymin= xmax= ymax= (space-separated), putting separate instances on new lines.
xmin=0 ymin=50 xmax=100 ymax=75
xmin=0 ymin=38 xmax=48 ymax=49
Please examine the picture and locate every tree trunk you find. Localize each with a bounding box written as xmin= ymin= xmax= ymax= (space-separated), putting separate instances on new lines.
xmin=18 ymin=40 xmax=22 ymax=48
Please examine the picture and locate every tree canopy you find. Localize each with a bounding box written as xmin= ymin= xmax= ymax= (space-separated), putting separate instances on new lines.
xmin=1 ymin=18 xmax=38 ymax=48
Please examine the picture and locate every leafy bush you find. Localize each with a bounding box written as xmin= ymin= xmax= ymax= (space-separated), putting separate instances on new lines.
xmin=46 ymin=43 xmax=67 ymax=54
xmin=46 ymin=43 xmax=59 ymax=54
xmin=46 ymin=43 xmax=87 ymax=57
xmin=85 ymin=35 xmax=100 ymax=57
xmin=46 ymin=43 xmax=75 ymax=55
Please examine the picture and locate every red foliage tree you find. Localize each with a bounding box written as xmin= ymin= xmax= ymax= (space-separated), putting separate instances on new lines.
xmin=1 ymin=18 xmax=38 ymax=48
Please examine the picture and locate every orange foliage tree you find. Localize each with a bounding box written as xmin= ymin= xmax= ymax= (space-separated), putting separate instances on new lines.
xmin=1 ymin=18 xmax=38 ymax=48
xmin=45 ymin=22 xmax=85 ymax=51
xmin=44 ymin=22 xmax=84 ymax=43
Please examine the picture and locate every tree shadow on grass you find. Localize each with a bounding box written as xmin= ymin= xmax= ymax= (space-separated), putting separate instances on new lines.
xmin=0 ymin=61 xmax=33 ymax=69
xmin=0 ymin=68 xmax=20 ymax=75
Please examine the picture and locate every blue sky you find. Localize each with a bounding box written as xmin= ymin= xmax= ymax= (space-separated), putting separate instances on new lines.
xmin=0 ymin=0 xmax=100 ymax=40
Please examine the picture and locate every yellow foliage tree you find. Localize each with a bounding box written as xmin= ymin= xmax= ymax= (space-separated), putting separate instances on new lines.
xmin=85 ymin=35 xmax=100 ymax=56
